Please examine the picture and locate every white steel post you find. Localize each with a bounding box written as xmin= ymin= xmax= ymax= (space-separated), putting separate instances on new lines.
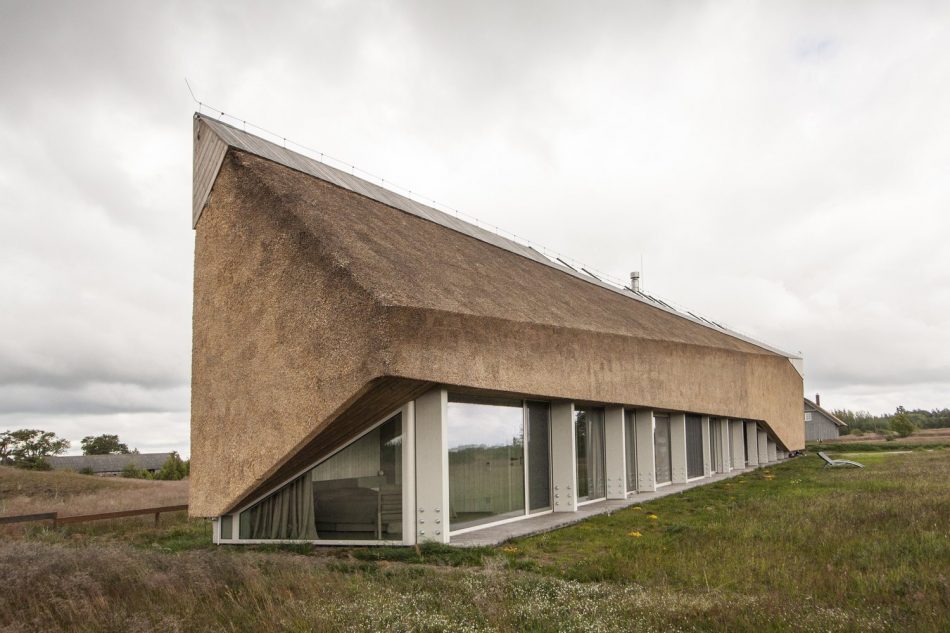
xmin=551 ymin=401 xmax=577 ymax=512
xmin=605 ymin=406 xmax=627 ymax=499
xmin=402 ymin=400 xmax=416 ymax=545
xmin=768 ymin=439 xmax=777 ymax=462
xmin=757 ymin=429 xmax=768 ymax=465
xmin=701 ymin=416 xmax=712 ymax=477
xmin=414 ymin=387 xmax=449 ymax=544
xmin=670 ymin=413 xmax=688 ymax=484
xmin=745 ymin=421 xmax=759 ymax=467
xmin=731 ymin=420 xmax=745 ymax=470
xmin=635 ymin=410 xmax=656 ymax=492
xmin=720 ymin=419 xmax=732 ymax=472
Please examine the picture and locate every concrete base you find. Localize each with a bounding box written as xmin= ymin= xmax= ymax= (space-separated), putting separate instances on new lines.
xmin=451 ymin=464 xmax=767 ymax=547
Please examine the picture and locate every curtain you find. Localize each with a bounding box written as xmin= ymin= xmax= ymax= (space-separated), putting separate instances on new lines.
xmin=246 ymin=472 xmax=317 ymax=540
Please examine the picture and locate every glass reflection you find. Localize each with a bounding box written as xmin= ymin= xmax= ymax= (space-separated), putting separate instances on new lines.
xmin=447 ymin=397 xmax=525 ymax=529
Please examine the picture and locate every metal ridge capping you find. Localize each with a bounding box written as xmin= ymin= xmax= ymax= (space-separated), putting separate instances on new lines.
xmin=193 ymin=113 xmax=803 ymax=366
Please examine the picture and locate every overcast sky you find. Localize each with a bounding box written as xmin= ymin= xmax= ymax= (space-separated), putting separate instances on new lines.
xmin=1 ymin=1 xmax=948 ymax=456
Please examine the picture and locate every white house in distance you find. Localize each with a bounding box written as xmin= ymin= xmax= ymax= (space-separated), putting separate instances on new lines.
xmin=804 ymin=395 xmax=847 ymax=441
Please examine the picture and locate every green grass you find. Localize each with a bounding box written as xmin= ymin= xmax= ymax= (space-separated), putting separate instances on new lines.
xmin=2 ymin=451 xmax=948 ymax=631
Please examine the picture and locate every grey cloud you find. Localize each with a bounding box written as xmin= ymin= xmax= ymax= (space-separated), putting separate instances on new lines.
xmin=1 ymin=1 xmax=948 ymax=456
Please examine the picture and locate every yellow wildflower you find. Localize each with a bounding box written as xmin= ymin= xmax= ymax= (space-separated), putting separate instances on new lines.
xmin=627 ymin=531 xmax=642 ymax=538
xmin=647 ymin=514 xmax=658 ymax=520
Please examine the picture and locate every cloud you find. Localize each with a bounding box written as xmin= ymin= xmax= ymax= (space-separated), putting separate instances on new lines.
xmin=1 ymin=1 xmax=948 ymax=455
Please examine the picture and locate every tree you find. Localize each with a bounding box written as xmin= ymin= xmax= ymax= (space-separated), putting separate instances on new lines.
xmin=80 ymin=434 xmax=130 ymax=455
xmin=0 ymin=431 xmax=14 ymax=465
xmin=154 ymin=452 xmax=188 ymax=481
xmin=890 ymin=406 xmax=916 ymax=438
xmin=2 ymin=429 xmax=70 ymax=469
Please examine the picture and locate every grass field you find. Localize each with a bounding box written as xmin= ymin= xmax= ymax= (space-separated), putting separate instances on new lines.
xmin=816 ymin=427 xmax=950 ymax=447
xmin=1 ymin=450 xmax=947 ymax=632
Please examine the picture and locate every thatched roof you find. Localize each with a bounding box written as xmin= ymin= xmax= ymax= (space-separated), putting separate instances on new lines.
xmin=193 ymin=114 xmax=802 ymax=368
xmin=46 ymin=453 xmax=172 ymax=473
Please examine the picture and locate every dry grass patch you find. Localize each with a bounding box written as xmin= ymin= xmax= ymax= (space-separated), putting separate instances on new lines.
xmin=0 ymin=465 xmax=188 ymax=519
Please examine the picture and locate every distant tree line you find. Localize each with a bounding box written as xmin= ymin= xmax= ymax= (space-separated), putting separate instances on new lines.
xmin=833 ymin=406 xmax=950 ymax=436
xmin=1 ymin=430 xmax=188 ymax=479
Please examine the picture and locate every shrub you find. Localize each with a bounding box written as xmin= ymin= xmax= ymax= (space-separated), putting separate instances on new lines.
xmin=890 ymin=408 xmax=916 ymax=438
xmin=154 ymin=453 xmax=188 ymax=481
xmin=78 ymin=466 xmax=95 ymax=475
xmin=120 ymin=463 xmax=151 ymax=479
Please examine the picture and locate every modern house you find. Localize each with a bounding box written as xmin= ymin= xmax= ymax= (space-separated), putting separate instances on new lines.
xmin=804 ymin=395 xmax=847 ymax=441
xmin=189 ymin=113 xmax=805 ymax=546
xmin=46 ymin=453 xmax=172 ymax=476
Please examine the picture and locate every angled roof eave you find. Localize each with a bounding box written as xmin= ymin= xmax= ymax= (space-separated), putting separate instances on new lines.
xmin=191 ymin=112 xmax=804 ymax=369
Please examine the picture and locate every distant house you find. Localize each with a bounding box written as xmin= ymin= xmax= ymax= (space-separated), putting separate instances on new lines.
xmin=804 ymin=395 xmax=847 ymax=441
xmin=45 ymin=453 xmax=172 ymax=476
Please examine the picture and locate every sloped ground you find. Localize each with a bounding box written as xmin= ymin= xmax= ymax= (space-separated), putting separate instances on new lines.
xmin=0 ymin=451 xmax=947 ymax=632
xmin=0 ymin=465 xmax=188 ymax=518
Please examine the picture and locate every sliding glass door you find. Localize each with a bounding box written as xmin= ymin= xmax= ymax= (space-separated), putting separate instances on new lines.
xmin=575 ymin=407 xmax=606 ymax=502
xmin=447 ymin=396 xmax=525 ymax=530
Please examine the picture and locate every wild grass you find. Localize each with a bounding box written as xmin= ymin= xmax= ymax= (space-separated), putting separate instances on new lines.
xmin=1 ymin=452 xmax=947 ymax=631
xmin=0 ymin=465 xmax=188 ymax=518
xmin=817 ymin=426 xmax=950 ymax=448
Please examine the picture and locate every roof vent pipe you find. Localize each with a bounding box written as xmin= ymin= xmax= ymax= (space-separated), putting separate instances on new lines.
xmin=816 ymin=393 xmax=821 ymax=406
xmin=630 ymin=271 xmax=641 ymax=292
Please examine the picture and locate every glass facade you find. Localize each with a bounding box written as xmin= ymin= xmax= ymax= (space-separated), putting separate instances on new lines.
xmin=685 ymin=415 xmax=704 ymax=478
xmin=229 ymin=388 xmax=753 ymax=545
xmin=624 ymin=410 xmax=637 ymax=492
xmin=654 ymin=414 xmax=672 ymax=484
xmin=447 ymin=396 xmax=526 ymax=530
xmin=239 ymin=413 xmax=403 ymax=541
xmin=575 ymin=407 xmax=606 ymax=501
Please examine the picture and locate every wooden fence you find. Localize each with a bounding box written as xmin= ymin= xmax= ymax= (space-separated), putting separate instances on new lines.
xmin=0 ymin=505 xmax=188 ymax=528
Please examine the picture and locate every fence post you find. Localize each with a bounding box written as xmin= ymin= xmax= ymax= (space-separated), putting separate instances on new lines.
xmin=154 ymin=512 xmax=160 ymax=527
xmin=52 ymin=512 xmax=58 ymax=529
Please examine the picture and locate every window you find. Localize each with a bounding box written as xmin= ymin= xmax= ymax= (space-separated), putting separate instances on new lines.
xmin=575 ymin=407 xmax=606 ymax=501
xmin=686 ymin=415 xmax=704 ymax=478
xmin=447 ymin=396 xmax=525 ymax=530
xmin=654 ymin=414 xmax=672 ymax=484
xmin=239 ymin=412 xmax=403 ymax=541
xmin=804 ymin=411 xmax=813 ymax=422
